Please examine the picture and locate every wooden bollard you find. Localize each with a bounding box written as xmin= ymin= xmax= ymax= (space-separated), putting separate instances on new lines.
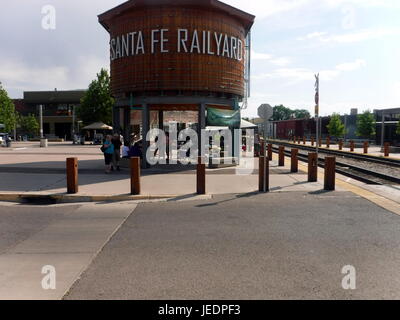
xmin=258 ymin=156 xmax=269 ymax=192
xmin=350 ymin=140 xmax=355 ymax=152
xmin=363 ymin=141 xmax=369 ymax=154
xmin=318 ymin=138 xmax=322 ymax=147
xmin=308 ymin=153 xmax=318 ymax=182
xmin=326 ymin=137 xmax=330 ymax=148
xmin=66 ymin=157 xmax=78 ymax=194
xmin=384 ymin=142 xmax=390 ymax=157
xmin=291 ymin=148 xmax=298 ymax=173
xmin=130 ymin=157 xmax=141 ymax=195
xmin=267 ymin=143 xmax=273 ymax=161
xmin=311 ymin=137 xmax=315 ymax=146
xmin=293 ymin=136 xmax=296 ymax=144
xmin=197 ymin=156 xmax=206 ymax=195
xmin=303 ymin=137 xmax=306 ymax=145
xmin=338 ymin=140 xmax=343 ymax=151
xmin=278 ymin=146 xmax=285 ymax=167
xmin=324 ymin=156 xmax=336 ymax=191
xmin=260 ymin=141 xmax=265 ymax=157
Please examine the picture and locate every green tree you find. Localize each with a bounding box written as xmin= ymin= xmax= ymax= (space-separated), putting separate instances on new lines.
xmin=18 ymin=114 xmax=39 ymax=137
xmin=0 ymin=82 xmax=17 ymax=132
xmin=356 ymin=110 xmax=376 ymax=138
xmin=77 ymin=69 xmax=114 ymax=126
xmin=327 ymin=113 xmax=345 ymax=138
xmin=293 ymin=109 xmax=310 ymax=119
xmin=271 ymin=105 xmax=293 ymax=121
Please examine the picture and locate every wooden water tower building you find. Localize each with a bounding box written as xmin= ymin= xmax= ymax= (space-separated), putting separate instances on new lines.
xmin=98 ymin=0 xmax=255 ymax=165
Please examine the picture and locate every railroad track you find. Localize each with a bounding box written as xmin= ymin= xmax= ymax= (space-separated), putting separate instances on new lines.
xmin=268 ymin=140 xmax=400 ymax=168
xmin=270 ymin=146 xmax=400 ymax=185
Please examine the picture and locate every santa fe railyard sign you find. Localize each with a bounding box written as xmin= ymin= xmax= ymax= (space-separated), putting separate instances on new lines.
xmin=110 ymin=28 xmax=244 ymax=61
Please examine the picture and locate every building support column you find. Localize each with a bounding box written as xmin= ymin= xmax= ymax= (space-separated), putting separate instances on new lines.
xmin=158 ymin=110 xmax=164 ymax=130
xmin=113 ymin=107 xmax=121 ymax=134
xmin=198 ymin=103 xmax=206 ymax=157
xmin=123 ymin=106 xmax=130 ymax=140
xmin=142 ymin=103 xmax=150 ymax=169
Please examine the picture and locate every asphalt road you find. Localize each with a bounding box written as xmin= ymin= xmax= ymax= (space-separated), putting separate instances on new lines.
xmin=65 ymin=191 xmax=400 ymax=300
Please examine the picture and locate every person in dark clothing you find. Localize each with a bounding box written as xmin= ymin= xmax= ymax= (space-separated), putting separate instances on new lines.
xmin=111 ymin=133 xmax=122 ymax=171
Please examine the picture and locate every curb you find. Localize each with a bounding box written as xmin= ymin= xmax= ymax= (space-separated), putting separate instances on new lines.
xmin=0 ymin=193 xmax=197 ymax=204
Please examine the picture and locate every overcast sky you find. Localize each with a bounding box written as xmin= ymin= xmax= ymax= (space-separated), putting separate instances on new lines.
xmin=1 ymin=0 xmax=399 ymax=117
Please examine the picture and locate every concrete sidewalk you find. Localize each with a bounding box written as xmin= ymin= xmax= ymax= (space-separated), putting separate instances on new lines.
xmin=0 ymin=202 xmax=136 ymax=300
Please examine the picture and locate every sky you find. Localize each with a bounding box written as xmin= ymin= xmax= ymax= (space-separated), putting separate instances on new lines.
xmin=0 ymin=0 xmax=399 ymax=118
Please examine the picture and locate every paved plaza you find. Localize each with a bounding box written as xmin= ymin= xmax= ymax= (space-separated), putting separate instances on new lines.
xmin=1 ymin=141 xmax=400 ymax=300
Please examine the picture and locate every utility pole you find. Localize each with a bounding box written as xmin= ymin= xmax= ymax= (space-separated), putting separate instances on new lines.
xmin=314 ymin=74 xmax=320 ymax=158
xmin=39 ymin=104 xmax=44 ymax=139
xmin=381 ymin=111 xmax=385 ymax=149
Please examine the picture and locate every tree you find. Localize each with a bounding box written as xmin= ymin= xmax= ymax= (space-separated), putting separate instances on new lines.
xmin=356 ymin=110 xmax=376 ymax=138
xmin=327 ymin=113 xmax=345 ymax=138
xmin=0 ymin=82 xmax=17 ymax=133
xmin=271 ymin=105 xmax=293 ymax=121
xmin=293 ymin=109 xmax=310 ymax=119
xmin=77 ymin=69 xmax=114 ymax=126
xmin=18 ymin=114 xmax=39 ymax=137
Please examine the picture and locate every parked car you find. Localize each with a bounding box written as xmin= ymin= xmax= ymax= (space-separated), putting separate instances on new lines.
xmin=0 ymin=133 xmax=12 ymax=147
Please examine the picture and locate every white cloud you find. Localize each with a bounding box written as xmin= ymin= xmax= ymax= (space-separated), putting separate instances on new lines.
xmin=297 ymin=32 xmax=327 ymax=41
xmin=251 ymin=51 xmax=273 ymax=60
xmin=251 ymin=51 xmax=291 ymax=66
xmin=298 ymin=27 xmax=400 ymax=44
xmin=0 ymin=55 xmax=109 ymax=98
xmin=252 ymin=59 xmax=366 ymax=82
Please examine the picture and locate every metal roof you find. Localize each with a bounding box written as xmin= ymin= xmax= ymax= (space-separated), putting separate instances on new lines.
xmin=98 ymin=0 xmax=255 ymax=33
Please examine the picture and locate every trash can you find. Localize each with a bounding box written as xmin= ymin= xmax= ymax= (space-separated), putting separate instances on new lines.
xmin=40 ymin=138 xmax=48 ymax=148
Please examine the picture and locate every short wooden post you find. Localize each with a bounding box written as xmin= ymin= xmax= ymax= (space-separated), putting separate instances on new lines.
xmin=363 ymin=141 xmax=369 ymax=154
xmin=291 ymin=148 xmax=298 ymax=173
xmin=66 ymin=158 xmax=78 ymax=194
xmin=308 ymin=153 xmax=318 ymax=182
xmin=197 ymin=156 xmax=206 ymax=195
xmin=130 ymin=157 xmax=141 ymax=195
xmin=258 ymin=155 xmax=270 ymax=193
xmin=311 ymin=137 xmax=315 ymax=146
xmin=324 ymin=156 xmax=336 ymax=191
xmin=350 ymin=140 xmax=355 ymax=152
xmin=326 ymin=137 xmax=330 ymax=148
xmin=303 ymin=137 xmax=306 ymax=145
xmin=260 ymin=141 xmax=265 ymax=157
xmin=259 ymin=156 xmax=265 ymax=192
xmin=293 ymin=136 xmax=296 ymax=144
xmin=384 ymin=142 xmax=390 ymax=157
xmin=338 ymin=140 xmax=343 ymax=151
xmin=267 ymin=143 xmax=273 ymax=161
xmin=278 ymin=146 xmax=285 ymax=167
xmin=318 ymin=138 xmax=322 ymax=147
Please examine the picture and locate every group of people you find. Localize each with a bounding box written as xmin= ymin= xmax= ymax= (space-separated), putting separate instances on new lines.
xmin=102 ymin=133 xmax=143 ymax=174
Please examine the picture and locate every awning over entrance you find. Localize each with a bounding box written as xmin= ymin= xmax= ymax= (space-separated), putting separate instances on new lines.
xmin=83 ymin=122 xmax=113 ymax=130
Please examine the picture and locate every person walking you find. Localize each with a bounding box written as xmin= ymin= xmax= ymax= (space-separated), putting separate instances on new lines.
xmin=102 ymin=135 xmax=114 ymax=174
xmin=111 ymin=133 xmax=122 ymax=171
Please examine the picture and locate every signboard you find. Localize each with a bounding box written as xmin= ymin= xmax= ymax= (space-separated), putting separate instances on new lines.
xmin=258 ymin=104 xmax=273 ymax=120
xmin=206 ymin=108 xmax=241 ymax=129
xmin=110 ymin=29 xmax=244 ymax=62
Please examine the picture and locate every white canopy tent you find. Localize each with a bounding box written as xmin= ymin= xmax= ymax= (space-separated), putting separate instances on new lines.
xmin=82 ymin=122 xmax=113 ymax=130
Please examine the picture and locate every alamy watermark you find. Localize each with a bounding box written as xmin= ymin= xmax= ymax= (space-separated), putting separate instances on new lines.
xmin=41 ymin=265 xmax=56 ymax=290
xmin=341 ymin=265 xmax=356 ymax=290
xmin=41 ymin=5 xmax=56 ymax=30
